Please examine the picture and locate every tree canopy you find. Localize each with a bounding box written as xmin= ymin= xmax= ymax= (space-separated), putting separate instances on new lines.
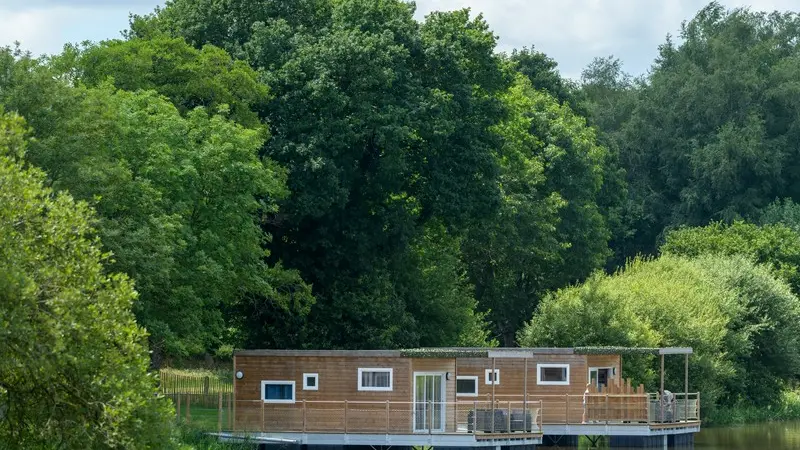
xmin=0 ymin=111 xmax=174 ymax=448
xmin=519 ymin=254 xmax=800 ymax=409
xmin=587 ymin=2 xmax=800 ymax=256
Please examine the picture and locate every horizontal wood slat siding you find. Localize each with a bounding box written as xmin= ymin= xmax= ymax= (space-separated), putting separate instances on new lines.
xmin=456 ymin=355 xmax=591 ymax=424
xmin=235 ymin=355 xmax=412 ymax=431
xmin=586 ymin=354 xmax=622 ymax=383
xmin=235 ymin=353 xmax=629 ymax=431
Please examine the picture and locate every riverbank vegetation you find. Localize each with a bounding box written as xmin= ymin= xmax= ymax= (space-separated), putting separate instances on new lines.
xmin=4 ymin=0 xmax=800 ymax=447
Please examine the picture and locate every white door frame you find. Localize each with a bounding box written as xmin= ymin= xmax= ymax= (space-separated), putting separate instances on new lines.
xmin=588 ymin=367 xmax=614 ymax=389
xmin=412 ymin=371 xmax=446 ymax=433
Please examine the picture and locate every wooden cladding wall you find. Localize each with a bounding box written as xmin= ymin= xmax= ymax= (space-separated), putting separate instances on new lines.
xmin=234 ymin=353 xmax=629 ymax=431
xmin=234 ymin=355 xmax=412 ymax=431
xmin=455 ymin=355 xmax=589 ymax=398
xmin=586 ymin=354 xmax=621 ymax=383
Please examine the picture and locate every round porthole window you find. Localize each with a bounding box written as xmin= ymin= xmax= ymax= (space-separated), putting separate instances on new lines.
xmin=236 ymin=370 xmax=244 ymax=380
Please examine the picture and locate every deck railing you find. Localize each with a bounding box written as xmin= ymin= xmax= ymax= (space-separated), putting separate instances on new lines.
xmin=232 ymin=400 xmax=544 ymax=435
xmin=164 ymin=392 xmax=699 ymax=435
xmin=491 ymin=393 xmax=700 ymax=425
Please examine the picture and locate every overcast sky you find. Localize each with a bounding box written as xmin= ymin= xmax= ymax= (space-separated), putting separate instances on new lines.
xmin=1 ymin=0 xmax=797 ymax=79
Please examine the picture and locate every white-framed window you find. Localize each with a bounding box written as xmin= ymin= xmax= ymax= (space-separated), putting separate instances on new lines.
xmin=303 ymin=373 xmax=319 ymax=391
xmin=456 ymin=376 xmax=479 ymax=396
xmin=261 ymin=380 xmax=296 ymax=403
xmin=484 ymin=369 xmax=500 ymax=385
xmin=537 ymin=363 xmax=570 ymax=385
xmin=358 ymin=368 xmax=393 ymax=391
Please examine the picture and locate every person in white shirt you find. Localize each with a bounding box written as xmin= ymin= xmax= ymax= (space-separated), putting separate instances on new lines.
xmin=582 ymin=382 xmax=591 ymax=423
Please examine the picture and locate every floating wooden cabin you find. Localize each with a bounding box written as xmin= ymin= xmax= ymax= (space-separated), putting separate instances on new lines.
xmin=221 ymin=347 xmax=700 ymax=448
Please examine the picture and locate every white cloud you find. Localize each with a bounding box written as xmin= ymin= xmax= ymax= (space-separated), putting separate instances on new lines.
xmin=414 ymin=0 xmax=800 ymax=79
xmin=0 ymin=3 xmax=161 ymax=56
xmin=2 ymin=1 xmax=798 ymax=79
xmin=0 ymin=8 xmax=68 ymax=54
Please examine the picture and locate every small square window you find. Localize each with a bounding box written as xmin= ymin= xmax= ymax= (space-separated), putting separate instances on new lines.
xmin=485 ymin=369 xmax=500 ymax=385
xmin=303 ymin=373 xmax=318 ymax=390
xmin=456 ymin=376 xmax=478 ymax=396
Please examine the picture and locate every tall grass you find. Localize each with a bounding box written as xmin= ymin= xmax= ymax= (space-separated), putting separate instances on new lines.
xmin=706 ymin=389 xmax=800 ymax=426
xmin=174 ymin=423 xmax=256 ymax=449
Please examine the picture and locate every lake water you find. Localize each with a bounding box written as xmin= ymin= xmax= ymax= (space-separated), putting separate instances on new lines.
xmin=556 ymin=421 xmax=800 ymax=449
xmin=694 ymin=421 xmax=800 ymax=449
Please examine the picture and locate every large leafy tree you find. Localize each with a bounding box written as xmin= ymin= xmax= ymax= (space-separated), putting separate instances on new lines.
xmin=146 ymin=0 xmax=508 ymax=348
xmin=596 ymin=2 xmax=800 ymax=257
xmin=662 ymin=221 xmax=800 ymax=296
xmin=72 ymin=35 xmax=268 ymax=128
xmin=0 ymin=112 xmax=174 ymax=448
xmin=32 ymin=85 xmax=309 ymax=359
xmin=0 ymin=48 xmax=311 ymax=359
xmin=464 ymin=74 xmax=611 ymax=345
xmin=519 ymin=253 xmax=800 ymax=411
xmin=661 ymin=222 xmax=800 ymax=403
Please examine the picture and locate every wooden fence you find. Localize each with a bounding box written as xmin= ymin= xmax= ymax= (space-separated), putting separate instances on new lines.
xmin=169 ymin=392 xmax=235 ymax=432
xmin=159 ymin=371 xmax=233 ymax=396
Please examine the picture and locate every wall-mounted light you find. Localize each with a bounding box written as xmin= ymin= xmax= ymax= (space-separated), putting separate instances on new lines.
xmin=236 ymin=370 xmax=244 ymax=380
xmin=446 ymin=372 xmax=452 ymax=380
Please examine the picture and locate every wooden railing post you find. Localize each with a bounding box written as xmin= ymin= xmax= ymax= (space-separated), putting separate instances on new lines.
xmin=472 ymin=400 xmax=477 ymax=434
xmin=217 ymin=392 xmax=223 ymax=433
xmin=564 ymin=394 xmax=569 ymax=424
xmin=523 ymin=357 xmax=528 ymax=432
xmin=228 ymin=392 xmax=233 ymax=431
xmin=176 ymin=394 xmax=181 ymax=421
xmin=385 ymin=400 xmax=390 ymax=434
xmin=697 ymin=392 xmax=701 ymax=420
xmin=506 ymin=401 xmax=511 ymax=432
xmin=454 ymin=400 xmax=457 ymax=433
xmin=186 ymin=395 xmax=191 ymax=423
xmin=344 ymin=400 xmax=348 ymax=433
xmin=605 ymin=394 xmax=609 ymax=425
xmin=540 ymin=400 xmax=543 ymax=431
xmin=303 ymin=400 xmax=307 ymax=432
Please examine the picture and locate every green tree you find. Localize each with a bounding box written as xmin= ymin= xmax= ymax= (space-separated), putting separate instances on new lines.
xmin=507 ymin=46 xmax=586 ymax=114
xmin=759 ymin=198 xmax=800 ymax=232
xmin=519 ymin=253 xmax=800 ymax=410
xmin=149 ymin=0 xmax=509 ymax=349
xmin=662 ymin=221 xmax=800 ymax=295
xmin=72 ymin=35 xmax=269 ymax=128
xmin=33 ymin=85 xmax=310 ymax=359
xmin=0 ymin=112 xmax=174 ymax=448
xmin=465 ymin=74 xmax=611 ymax=345
xmin=593 ymin=2 xmax=800 ymax=258
xmin=0 ymin=47 xmax=312 ymax=359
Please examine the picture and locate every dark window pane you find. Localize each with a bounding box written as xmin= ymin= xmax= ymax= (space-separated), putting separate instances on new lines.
xmin=307 ymin=376 xmax=316 ymax=387
xmin=264 ymin=383 xmax=293 ymax=400
xmin=362 ymin=370 xmax=390 ymax=388
xmin=457 ymin=379 xmax=476 ymax=394
xmin=541 ymin=367 xmax=567 ymax=382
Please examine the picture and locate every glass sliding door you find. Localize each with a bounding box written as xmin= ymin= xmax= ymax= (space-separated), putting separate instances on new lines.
xmin=413 ymin=373 xmax=445 ymax=432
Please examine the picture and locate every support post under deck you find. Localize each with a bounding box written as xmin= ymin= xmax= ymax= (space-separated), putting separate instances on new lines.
xmin=660 ymin=354 xmax=665 ymax=423
xmin=685 ymin=353 xmax=689 ymax=421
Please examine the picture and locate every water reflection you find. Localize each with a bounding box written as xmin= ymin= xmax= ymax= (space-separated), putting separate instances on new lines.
xmin=549 ymin=421 xmax=800 ymax=449
xmin=695 ymin=421 xmax=800 ymax=449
